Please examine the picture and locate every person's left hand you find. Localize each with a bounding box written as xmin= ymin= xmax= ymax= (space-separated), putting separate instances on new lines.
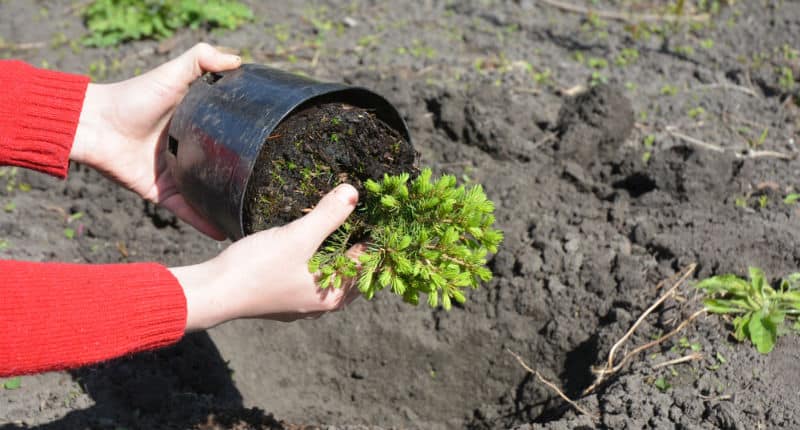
xmin=70 ymin=43 xmax=241 ymax=240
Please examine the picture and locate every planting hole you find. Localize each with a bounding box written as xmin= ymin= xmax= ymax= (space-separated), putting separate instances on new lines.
xmin=613 ymin=172 xmax=656 ymax=198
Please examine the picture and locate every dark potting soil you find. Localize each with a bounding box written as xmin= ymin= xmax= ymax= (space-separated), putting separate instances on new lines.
xmin=243 ymin=102 xmax=418 ymax=234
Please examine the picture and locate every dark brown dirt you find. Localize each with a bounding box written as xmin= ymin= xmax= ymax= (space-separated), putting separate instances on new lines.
xmin=243 ymin=102 xmax=417 ymax=234
xmin=3 ymin=1 xmax=800 ymax=429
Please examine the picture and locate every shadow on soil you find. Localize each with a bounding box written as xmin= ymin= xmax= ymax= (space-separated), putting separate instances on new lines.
xmin=0 ymin=333 xmax=282 ymax=429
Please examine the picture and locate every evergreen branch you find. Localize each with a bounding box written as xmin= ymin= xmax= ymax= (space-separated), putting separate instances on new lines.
xmin=309 ymin=168 xmax=503 ymax=309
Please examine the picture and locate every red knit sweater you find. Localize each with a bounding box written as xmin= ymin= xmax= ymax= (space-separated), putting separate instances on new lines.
xmin=0 ymin=61 xmax=187 ymax=376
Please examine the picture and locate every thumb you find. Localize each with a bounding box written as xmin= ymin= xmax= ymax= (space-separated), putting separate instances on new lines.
xmin=287 ymin=184 xmax=359 ymax=254
xmin=194 ymin=43 xmax=243 ymax=73
xmin=156 ymin=42 xmax=242 ymax=85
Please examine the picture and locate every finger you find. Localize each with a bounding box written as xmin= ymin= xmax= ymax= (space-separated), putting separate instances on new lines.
xmin=194 ymin=43 xmax=243 ymax=73
xmin=160 ymin=193 xmax=227 ymax=241
xmin=156 ymin=42 xmax=241 ymax=85
xmin=287 ymin=184 xmax=358 ymax=254
xmin=345 ymin=242 xmax=368 ymax=261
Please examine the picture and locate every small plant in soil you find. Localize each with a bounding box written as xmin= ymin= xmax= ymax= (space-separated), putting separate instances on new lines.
xmin=244 ymin=103 xmax=502 ymax=308
xmin=82 ymin=0 xmax=253 ymax=47
xmin=697 ymin=267 xmax=800 ymax=354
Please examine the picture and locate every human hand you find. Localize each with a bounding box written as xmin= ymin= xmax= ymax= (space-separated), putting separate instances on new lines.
xmin=170 ymin=184 xmax=363 ymax=331
xmin=70 ymin=43 xmax=242 ymax=240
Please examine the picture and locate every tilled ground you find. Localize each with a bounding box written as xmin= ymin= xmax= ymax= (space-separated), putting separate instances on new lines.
xmin=2 ymin=1 xmax=800 ymax=429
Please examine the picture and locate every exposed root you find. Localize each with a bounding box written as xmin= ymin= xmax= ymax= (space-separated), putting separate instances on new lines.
xmin=507 ymin=349 xmax=599 ymax=421
xmin=539 ymin=0 xmax=710 ymax=23
xmin=583 ymin=264 xmax=706 ymax=395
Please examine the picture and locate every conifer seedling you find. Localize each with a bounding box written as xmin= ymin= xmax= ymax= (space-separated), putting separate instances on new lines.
xmin=308 ymin=168 xmax=503 ymax=309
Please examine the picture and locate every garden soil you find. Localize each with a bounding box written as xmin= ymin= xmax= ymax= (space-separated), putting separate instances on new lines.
xmin=2 ymin=1 xmax=800 ymax=429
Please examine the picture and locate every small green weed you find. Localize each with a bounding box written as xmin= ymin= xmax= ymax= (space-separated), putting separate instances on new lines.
xmin=779 ymin=66 xmax=795 ymax=92
xmin=590 ymin=71 xmax=607 ymax=87
xmin=784 ymin=193 xmax=800 ymax=205
xmin=697 ymin=267 xmax=800 ymax=354
xmin=3 ymin=377 xmax=21 ymax=390
xmin=614 ymin=48 xmax=639 ymax=67
xmin=587 ymin=57 xmax=608 ymax=69
xmin=532 ymin=69 xmax=552 ymax=86
xmin=661 ymin=84 xmax=679 ymax=96
xmin=758 ymin=195 xmax=768 ymax=209
xmin=751 ymin=127 xmax=769 ymax=148
xmin=653 ymin=376 xmax=671 ymax=392
xmin=687 ymin=106 xmax=706 ymax=120
xmin=82 ymin=0 xmax=253 ymax=47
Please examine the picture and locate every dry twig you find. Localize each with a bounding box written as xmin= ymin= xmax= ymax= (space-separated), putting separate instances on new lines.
xmin=0 ymin=41 xmax=46 ymax=51
xmin=539 ymin=0 xmax=709 ymax=23
xmin=507 ymin=349 xmax=598 ymax=420
xmin=652 ymin=352 xmax=704 ymax=369
xmin=667 ymin=130 xmax=796 ymax=160
xmin=583 ymin=264 xmax=705 ymax=395
xmin=696 ymin=83 xmax=758 ymax=97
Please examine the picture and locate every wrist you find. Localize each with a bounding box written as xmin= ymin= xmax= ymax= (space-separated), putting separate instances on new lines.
xmin=70 ymin=83 xmax=109 ymax=168
xmin=170 ymin=261 xmax=232 ymax=332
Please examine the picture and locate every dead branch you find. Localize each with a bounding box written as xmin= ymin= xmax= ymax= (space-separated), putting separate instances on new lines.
xmin=743 ymin=149 xmax=797 ymax=160
xmin=652 ymin=352 xmax=704 ymax=369
xmin=586 ymin=309 xmax=707 ymax=394
xmin=0 ymin=41 xmax=46 ymax=51
xmin=538 ymin=0 xmax=710 ymax=23
xmin=507 ymin=349 xmax=598 ymax=420
xmin=667 ymin=130 xmax=796 ymax=160
xmin=603 ymin=264 xmax=696 ymax=372
xmin=666 ymin=130 xmax=725 ymax=153
xmin=582 ymin=264 xmax=703 ymax=395
xmin=696 ymin=83 xmax=758 ymax=97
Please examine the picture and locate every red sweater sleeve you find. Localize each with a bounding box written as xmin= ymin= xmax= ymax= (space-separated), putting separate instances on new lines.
xmin=0 ymin=262 xmax=186 ymax=376
xmin=0 ymin=62 xmax=188 ymax=376
xmin=0 ymin=60 xmax=88 ymax=178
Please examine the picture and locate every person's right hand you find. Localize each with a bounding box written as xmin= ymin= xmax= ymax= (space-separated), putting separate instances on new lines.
xmin=71 ymin=43 xmax=241 ymax=240
xmin=170 ymin=184 xmax=363 ymax=331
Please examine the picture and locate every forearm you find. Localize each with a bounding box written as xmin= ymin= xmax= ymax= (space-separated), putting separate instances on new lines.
xmin=0 ymin=260 xmax=186 ymax=376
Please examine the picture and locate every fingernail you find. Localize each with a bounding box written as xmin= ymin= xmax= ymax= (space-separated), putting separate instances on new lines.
xmin=334 ymin=184 xmax=357 ymax=205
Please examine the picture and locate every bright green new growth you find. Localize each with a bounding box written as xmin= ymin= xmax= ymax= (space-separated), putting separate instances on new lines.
xmin=696 ymin=267 xmax=800 ymax=354
xmin=82 ymin=0 xmax=253 ymax=47
xmin=309 ymin=168 xmax=503 ymax=310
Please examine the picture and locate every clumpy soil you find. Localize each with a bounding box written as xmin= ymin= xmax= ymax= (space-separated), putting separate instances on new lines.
xmin=243 ymin=102 xmax=417 ymax=234
xmin=3 ymin=1 xmax=800 ymax=429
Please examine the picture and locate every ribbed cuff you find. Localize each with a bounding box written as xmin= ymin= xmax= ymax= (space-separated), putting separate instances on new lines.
xmin=0 ymin=261 xmax=187 ymax=376
xmin=0 ymin=60 xmax=89 ymax=178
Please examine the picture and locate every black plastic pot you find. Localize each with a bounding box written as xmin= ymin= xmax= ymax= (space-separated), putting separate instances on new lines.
xmin=167 ymin=64 xmax=412 ymax=240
